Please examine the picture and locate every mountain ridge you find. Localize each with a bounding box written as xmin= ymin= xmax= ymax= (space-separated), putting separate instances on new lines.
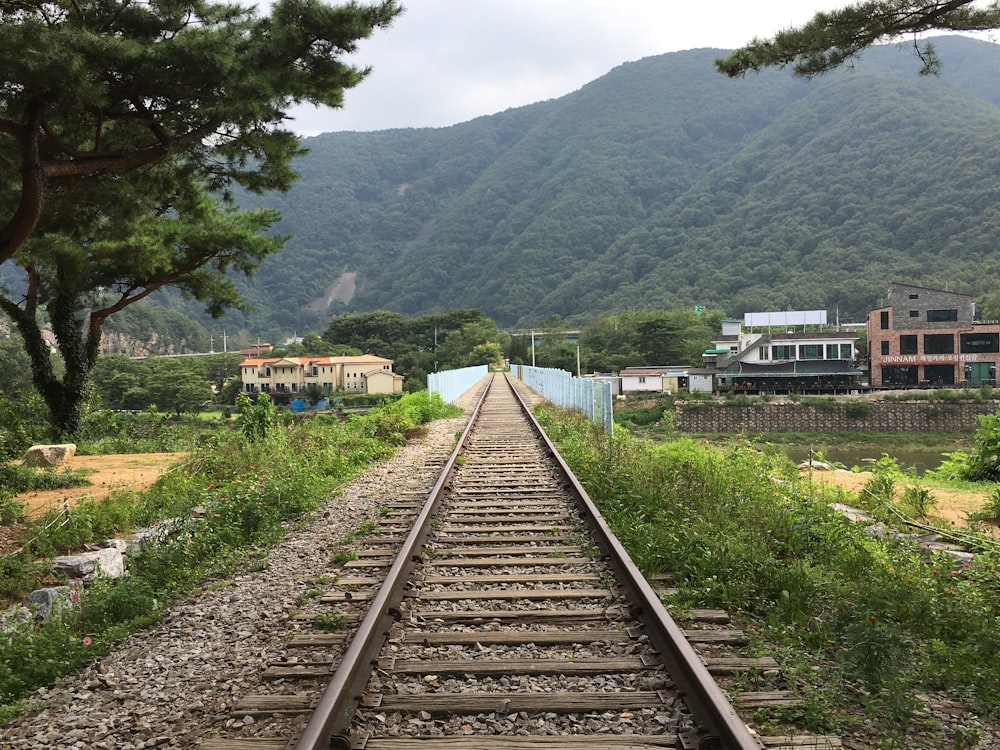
xmin=174 ymin=35 xmax=1000 ymax=335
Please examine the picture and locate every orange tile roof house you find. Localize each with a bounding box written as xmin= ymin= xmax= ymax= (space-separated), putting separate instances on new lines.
xmin=240 ymin=354 xmax=403 ymax=399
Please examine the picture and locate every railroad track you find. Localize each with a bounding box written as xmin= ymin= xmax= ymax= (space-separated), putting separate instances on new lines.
xmin=205 ymin=373 xmax=839 ymax=750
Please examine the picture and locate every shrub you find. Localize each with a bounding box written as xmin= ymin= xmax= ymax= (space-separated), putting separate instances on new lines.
xmin=0 ymin=490 xmax=27 ymax=526
xmin=235 ymin=393 xmax=277 ymax=443
xmin=844 ymin=401 xmax=872 ymax=419
xmin=0 ymin=553 xmax=47 ymax=604
xmin=899 ymin=486 xmax=937 ymax=519
xmin=0 ymin=463 xmax=89 ymax=494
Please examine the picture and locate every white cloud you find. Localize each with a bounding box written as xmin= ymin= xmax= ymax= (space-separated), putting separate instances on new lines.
xmin=286 ymin=1 xmax=852 ymax=135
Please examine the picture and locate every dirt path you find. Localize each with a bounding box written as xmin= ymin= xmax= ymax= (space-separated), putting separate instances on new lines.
xmin=16 ymin=453 xmax=185 ymax=518
xmin=803 ymin=466 xmax=992 ymax=529
xmin=0 ymin=453 xmax=184 ymax=556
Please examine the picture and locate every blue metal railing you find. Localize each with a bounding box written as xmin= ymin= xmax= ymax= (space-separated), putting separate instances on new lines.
xmin=427 ymin=365 xmax=489 ymax=403
xmin=508 ymin=364 xmax=614 ymax=435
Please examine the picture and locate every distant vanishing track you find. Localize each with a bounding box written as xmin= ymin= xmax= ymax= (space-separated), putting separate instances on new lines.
xmin=205 ymin=373 xmax=813 ymax=750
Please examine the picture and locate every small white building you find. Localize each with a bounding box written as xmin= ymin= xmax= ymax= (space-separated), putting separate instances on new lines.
xmin=619 ymin=366 xmax=690 ymax=395
xmin=687 ymin=368 xmax=717 ymax=394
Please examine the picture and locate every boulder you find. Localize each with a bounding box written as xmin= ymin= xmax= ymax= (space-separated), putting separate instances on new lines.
xmin=23 ymin=444 xmax=77 ymax=467
xmin=798 ymin=459 xmax=833 ymax=471
xmin=26 ymin=586 xmax=75 ymax=620
xmin=52 ymin=547 xmax=125 ymax=579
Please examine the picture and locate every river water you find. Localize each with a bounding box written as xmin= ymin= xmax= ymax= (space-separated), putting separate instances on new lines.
xmin=782 ymin=447 xmax=951 ymax=476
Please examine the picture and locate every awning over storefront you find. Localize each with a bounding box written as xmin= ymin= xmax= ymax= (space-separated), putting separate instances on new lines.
xmin=722 ymin=360 xmax=862 ymax=379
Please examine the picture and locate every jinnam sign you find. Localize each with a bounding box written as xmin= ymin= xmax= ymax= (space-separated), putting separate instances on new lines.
xmin=882 ymin=354 xmax=985 ymax=363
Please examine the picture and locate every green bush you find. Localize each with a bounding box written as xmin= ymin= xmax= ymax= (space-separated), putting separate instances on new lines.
xmin=844 ymin=401 xmax=872 ymax=419
xmin=959 ymin=407 xmax=1000 ymax=482
xmin=235 ymin=392 xmax=278 ymax=443
xmin=0 ymin=490 xmax=27 ymax=526
xmin=900 ymin=486 xmax=937 ymax=519
xmin=0 ymin=553 xmax=47 ymax=603
xmin=0 ymin=463 xmax=90 ymax=494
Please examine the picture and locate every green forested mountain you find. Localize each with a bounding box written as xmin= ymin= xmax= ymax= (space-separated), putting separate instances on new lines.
xmin=194 ymin=35 xmax=1000 ymax=334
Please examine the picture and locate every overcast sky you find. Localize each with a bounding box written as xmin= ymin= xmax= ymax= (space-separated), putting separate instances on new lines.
xmin=285 ymin=0 xmax=854 ymax=136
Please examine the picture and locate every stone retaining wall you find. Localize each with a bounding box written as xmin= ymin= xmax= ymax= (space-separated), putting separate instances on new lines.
xmin=674 ymin=400 xmax=997 ymax=433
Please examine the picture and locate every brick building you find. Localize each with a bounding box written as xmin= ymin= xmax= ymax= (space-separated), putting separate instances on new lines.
xmin=867 ymin=283 xmax=1000 ymax=387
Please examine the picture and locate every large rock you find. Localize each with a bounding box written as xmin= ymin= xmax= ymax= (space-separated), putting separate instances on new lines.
xmin=23 ymin=444 xmax=77 ymax=467
xmin=26 ymin=586 xmax=75 ymax=620
xmin=52 ymin=548 xmax=125 ymax=579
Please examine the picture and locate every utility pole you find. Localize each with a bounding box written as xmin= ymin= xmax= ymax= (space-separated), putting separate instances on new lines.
xmin=530 ymin=331 xmax=535 ymax=368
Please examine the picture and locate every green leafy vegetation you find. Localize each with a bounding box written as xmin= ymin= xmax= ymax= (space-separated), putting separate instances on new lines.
xmin=312 ymin=612 xmax=347 ymax=632
xmin=0 ymin=391 xmax=454 ymax=717
xmin=716 ymin=0 xmax=1000 ymax=79
xmin=537 ymin=405 xmax=1000 ymax=742
xmin=0 ymin=464 xmax=90 ymax=494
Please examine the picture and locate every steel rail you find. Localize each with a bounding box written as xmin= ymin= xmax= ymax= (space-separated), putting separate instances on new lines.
xmin=507 ymin=372 xmax=764 ymax=750
xmin=291 ymin=375 xmax=494 ymax=750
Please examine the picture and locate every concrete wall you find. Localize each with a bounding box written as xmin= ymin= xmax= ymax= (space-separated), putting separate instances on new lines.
xmin=674 ymin=400 xmax=997 ymax=433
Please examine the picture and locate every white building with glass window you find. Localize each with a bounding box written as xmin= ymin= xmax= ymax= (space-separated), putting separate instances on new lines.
xmin=618 ymin=366 xmax=690 ymax=394
xmin=705 ymin=317 xmax=862 ymax=393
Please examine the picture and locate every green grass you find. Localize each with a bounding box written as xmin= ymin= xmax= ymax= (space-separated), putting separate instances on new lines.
xmin=536 ymin=405 xmax=1000 ymax=742
xmin=0 ymin=463 xmax=91 ymax=493
xmin=740 ymin=431 xmax=973 ymax=451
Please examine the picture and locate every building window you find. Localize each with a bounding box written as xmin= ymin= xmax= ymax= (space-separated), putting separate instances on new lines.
xmin=771 ymin=345 xmax=795 ymax=359
xmin=799 ymin=344 xmax=821 ymax=360
xmin=924 ymin=364 xmax=955 ymax=385
xmin=638 ymin=376 xmax=646 ymax=383
xmin=960 ymin=332 xmax=999 ymax=353
xmin=840 ymin=344 xmax=853 ymax=359
xmin=825 ymin=344 xmax=838 ymax=359
xmin=923 ymin=333 xmax=954 ymax=354
xmin=909 ymin=310 xmax=919 ymax=318
xmin=758 ymin=347 xmax=769 ymax=360
xmin=880 ymin=341 xmax=890 ymax=355
xmin=880 ymin=311 xmax=889 ymax=329
xmin=882 ymin=365 xmax=917 ymax=386
xmin=927 ymin=309 xmax=958 ymax=322
xmin=909 ymin=293 xmax=918 ymax=299
xmin=899 ymin=335 xmax=917 ymax=355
